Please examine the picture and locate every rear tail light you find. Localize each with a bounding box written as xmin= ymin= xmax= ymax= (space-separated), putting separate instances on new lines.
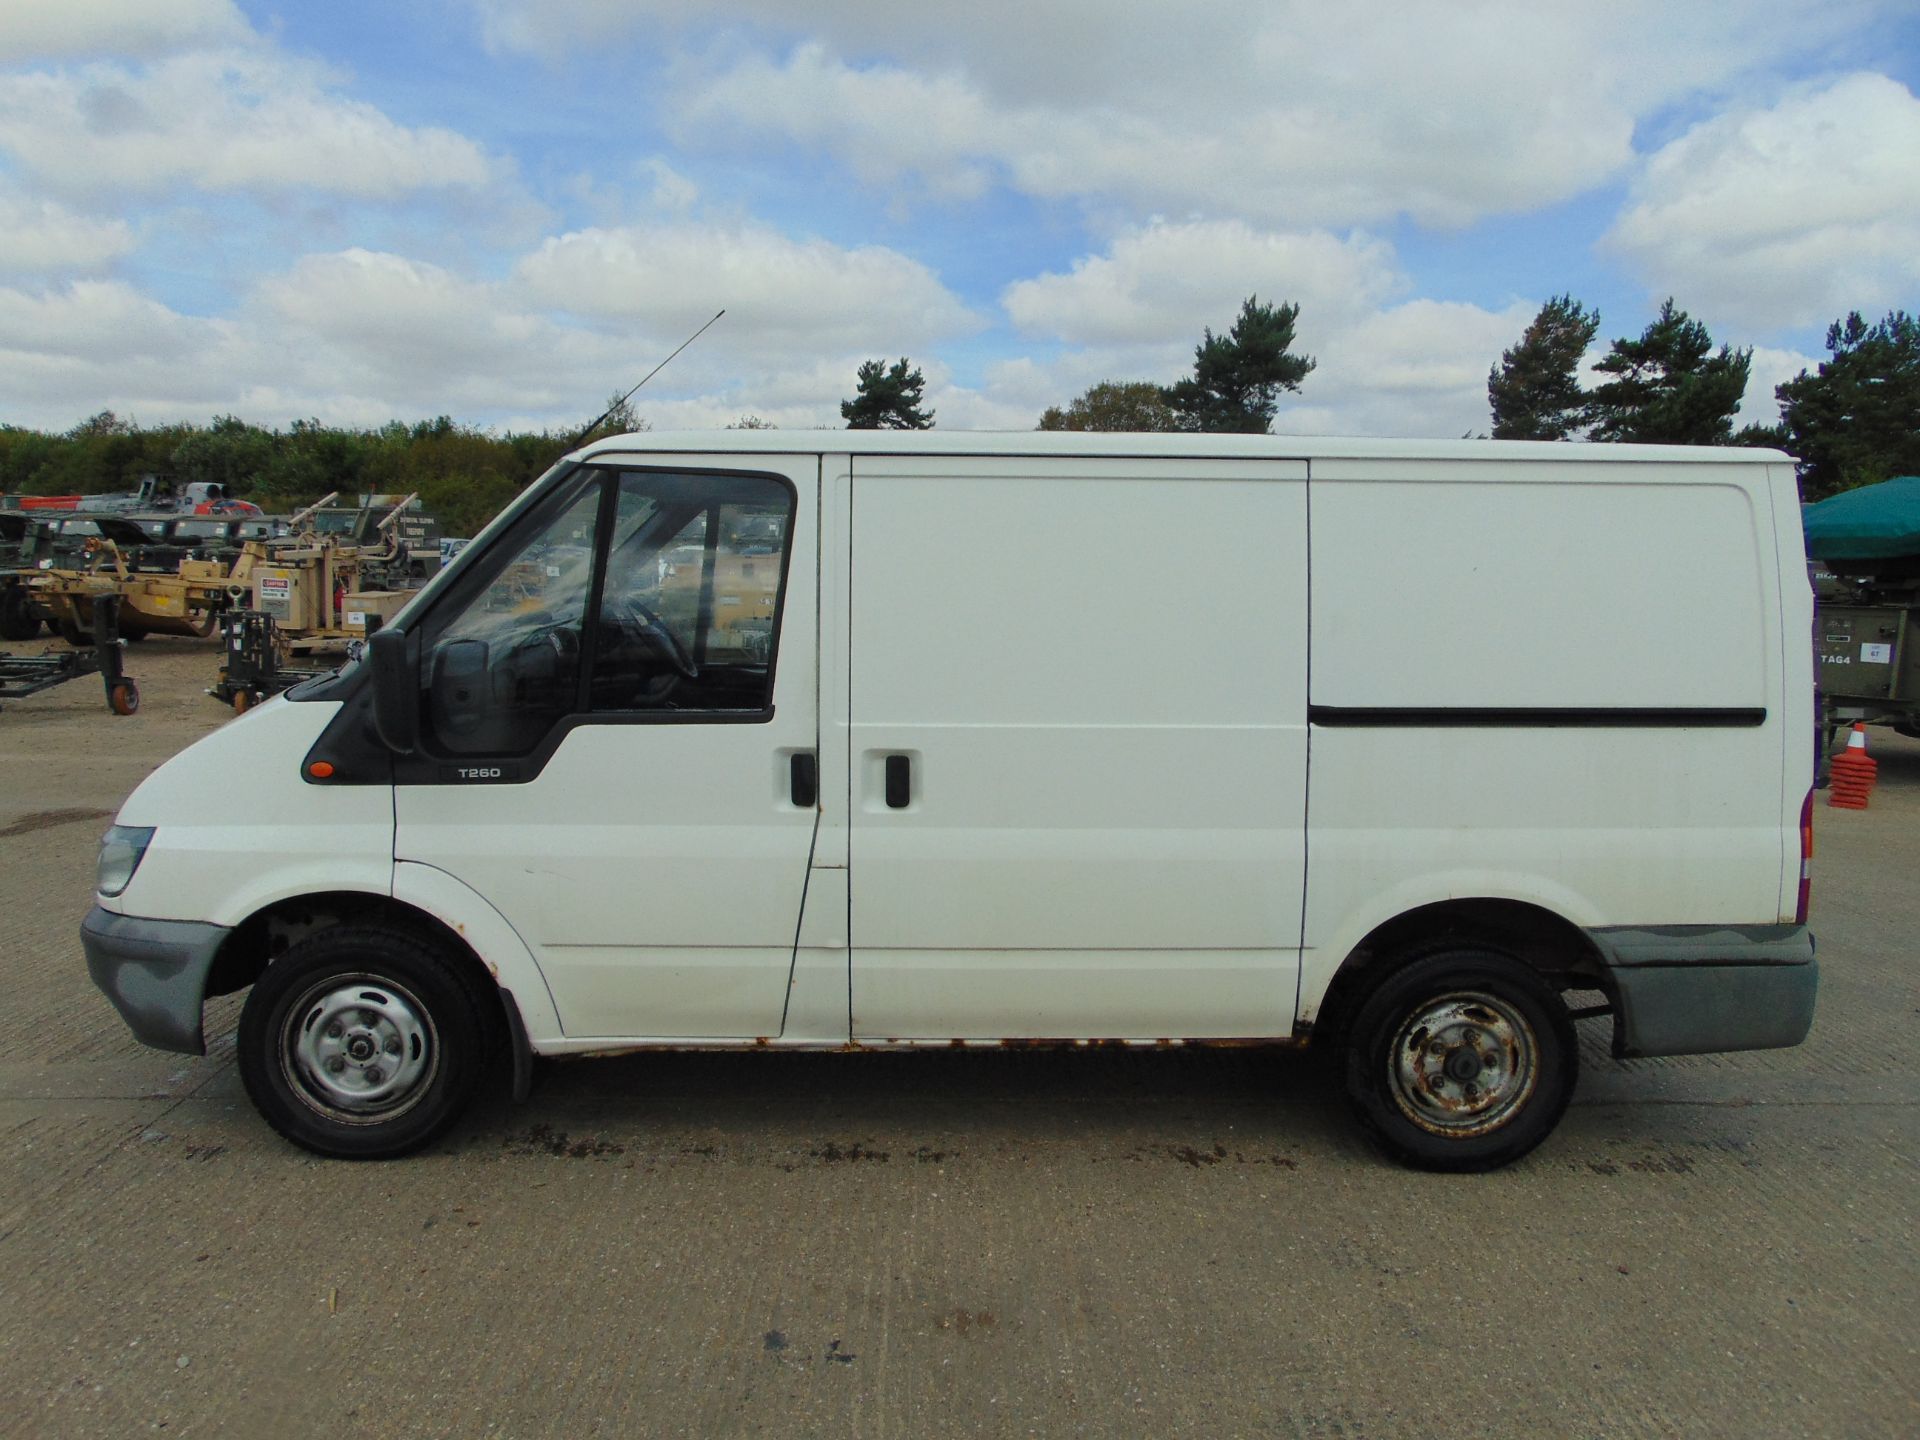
xmin=1796 ymin=787 xmax=1814 ymax=924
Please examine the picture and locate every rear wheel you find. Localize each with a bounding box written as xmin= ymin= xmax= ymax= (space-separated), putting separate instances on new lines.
xmin=1345 ymin=947 xmax=1576 ymax=1172
xmin=238 ymin=927 xmax=487 ymax=1159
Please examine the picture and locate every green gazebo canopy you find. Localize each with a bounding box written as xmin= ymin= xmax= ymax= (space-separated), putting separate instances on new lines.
xmin=1803 ymin=477 xmax=1920 ymax=561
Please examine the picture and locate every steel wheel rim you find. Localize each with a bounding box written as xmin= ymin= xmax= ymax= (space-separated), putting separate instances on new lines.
xmin=1387 ymin=990 xmax=1538 ymax=1137
xmin=280 ymin=972 xmax=439 ymax=1124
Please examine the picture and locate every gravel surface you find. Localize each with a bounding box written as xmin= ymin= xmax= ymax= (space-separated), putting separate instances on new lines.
xmin=1 ymin=638 xmax=1915 ymax=1437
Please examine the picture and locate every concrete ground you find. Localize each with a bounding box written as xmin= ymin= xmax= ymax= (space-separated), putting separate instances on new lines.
xmin=1 ymin=639 xmax=1915 ymax=1438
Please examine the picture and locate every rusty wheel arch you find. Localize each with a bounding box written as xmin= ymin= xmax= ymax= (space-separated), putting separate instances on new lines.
xmin=1310 ymin=898 xmax=1611 ymax=1047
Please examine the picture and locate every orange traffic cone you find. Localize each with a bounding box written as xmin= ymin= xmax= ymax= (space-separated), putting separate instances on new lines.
xmin=1828 ymin=723 xmax=1878 ymax=810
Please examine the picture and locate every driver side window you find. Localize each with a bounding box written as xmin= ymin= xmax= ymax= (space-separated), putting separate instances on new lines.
xmin=589 ymin=471 xmax=792 ymax=713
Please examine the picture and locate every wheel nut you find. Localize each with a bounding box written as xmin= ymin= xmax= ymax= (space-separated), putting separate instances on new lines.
xmin=1484 ymin=1051 xmax=1500 ymax=1067
xmin=365 ymin=1067 xmax=383 ymax=1085
xmin=1463 ymin=1028 xmax=1479 ymax=1045
xmin=1428 ymin=1042 xmax=1446 ymax=1058
xmin=326 ymin=1022 xmax=343 ymax=1040
xmin=385 ymin=1037 xmax=402 ymax=1056
xmin=326 ymin=1057 xmax=346 ymax=1074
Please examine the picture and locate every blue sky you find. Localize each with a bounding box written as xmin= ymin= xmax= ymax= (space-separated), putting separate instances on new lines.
xmin=1 ymin=1 xmax=1916 ymax=436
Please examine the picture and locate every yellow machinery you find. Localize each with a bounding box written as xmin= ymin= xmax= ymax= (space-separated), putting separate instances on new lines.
xmin=221 ymin=492 xmax=423 ymax=652
xmin=25 ymin=538 xmax=229 ymax=642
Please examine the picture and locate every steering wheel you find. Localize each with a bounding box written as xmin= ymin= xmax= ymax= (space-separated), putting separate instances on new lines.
xmin=610 ymin=597 xmax=699 ymax=679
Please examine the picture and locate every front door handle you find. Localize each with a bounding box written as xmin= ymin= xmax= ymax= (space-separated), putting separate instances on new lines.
xmin=884 ymin=754 xmax=911 ymax=809
xmin=790 ymin=752 xmax=817 ymax=808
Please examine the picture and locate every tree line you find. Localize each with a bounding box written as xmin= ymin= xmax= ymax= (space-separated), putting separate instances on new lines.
xmin=6 ymin=296 xmax=1913 ymax=525
xmin=1487 ymin=298 xmax=1919 ymax=500
xmin=0 ymin=412 xmax=576 ymax=537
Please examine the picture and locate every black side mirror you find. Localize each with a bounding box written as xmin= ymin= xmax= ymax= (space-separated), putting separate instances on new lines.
xmin=369 ymin=627 xmax=421 ymax=754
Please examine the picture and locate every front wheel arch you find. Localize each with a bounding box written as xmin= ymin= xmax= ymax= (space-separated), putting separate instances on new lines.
xmin=208 ymin=892 xmax=511 ymax=1060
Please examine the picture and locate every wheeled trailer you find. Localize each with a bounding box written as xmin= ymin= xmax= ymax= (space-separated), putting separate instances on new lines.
xmin=0 ymin=594 xmax=138 ymax=714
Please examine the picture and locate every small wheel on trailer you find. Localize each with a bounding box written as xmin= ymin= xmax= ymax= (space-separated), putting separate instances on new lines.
xmin=1344 ymin=946 xmax=1577 ymax=1172
xmin=0 ymin=588 xmax=39 ymax=641
xmin=107 ymin=679 xmax=140 ymax=716
xmin=238 ymin=926 xmax=488 ymax=1159
xmin=231 ymin=689 xmax=253 ymax=713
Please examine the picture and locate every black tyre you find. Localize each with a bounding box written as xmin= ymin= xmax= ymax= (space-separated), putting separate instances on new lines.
xmin=238 ymin=926 xmax=488 ymax=1159
xmin=56 ymin=614 xmax=89 ymax=647
xmin=1344 ymin=947 xmax=1577 ymax=1172
xmin=0 ymin=588 xmax=38 ymax=641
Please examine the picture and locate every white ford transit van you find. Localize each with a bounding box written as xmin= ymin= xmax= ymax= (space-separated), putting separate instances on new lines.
xmin=83 ymin=433 xmax=1817 ymax=1169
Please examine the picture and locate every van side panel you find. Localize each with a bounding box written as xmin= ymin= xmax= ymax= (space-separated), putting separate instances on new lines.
xmin=1301 ymin=458 xmax=1788 ymax=1020
xmin=848 ymin=457 xmax=1308 ymax=1039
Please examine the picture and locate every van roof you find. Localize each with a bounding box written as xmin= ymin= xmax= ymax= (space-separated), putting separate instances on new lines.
xmin=574 ymin=430 xmax=1791 ymax=466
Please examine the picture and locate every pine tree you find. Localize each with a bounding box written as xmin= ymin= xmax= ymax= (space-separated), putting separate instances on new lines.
xmin=1165 ymin=297 xmax=1314 ymax=433
xmin=1585 ymin=299 xmax=1751 ymax=445
xmin=841 ymin=358 xmax=935 ymax=429
xmin=1774 ymin=311 xmax=1920 ymax=500
xmin=1487 ymin=295 xmax=1599 ymax=439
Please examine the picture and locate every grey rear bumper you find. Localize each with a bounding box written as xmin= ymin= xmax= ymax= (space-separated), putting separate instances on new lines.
xmin=81 ymin=906 xmax=231 ymax=1056
xmin=1587 ymin=924 xmax=1817 ymax=1059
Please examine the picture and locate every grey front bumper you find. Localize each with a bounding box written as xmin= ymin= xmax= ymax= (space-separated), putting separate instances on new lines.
xmin=1588 ymin=924 xmax=1817 ymax=1059
xmin=81 ymin=906 xmax=232 ymax=1056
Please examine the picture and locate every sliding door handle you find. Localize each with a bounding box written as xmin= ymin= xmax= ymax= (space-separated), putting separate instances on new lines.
xmin=790 ymin=751 xmax=818 ymax=808
xmin=884 ymin=754 xmax=911 ymax=809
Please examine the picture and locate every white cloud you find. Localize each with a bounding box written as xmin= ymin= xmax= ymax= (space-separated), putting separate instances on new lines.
xmin=0 ymin=280 xmax=213 ymax=365
xmin=468 ymin=0 xmax=1895 ymax=228
xmin=1738 ymin=345 xmax=1818 ymax=428
xmin=1289 ymin=299 xmax=1534 ymax=438
xmin=0 ymin=192 xmax=135 ymax=275
xmin=0 ymin=50 xmax=498 ymax=200
xmin=0 ymin=0 xmax=247 ymax=62
xmin=1604 ymin=72 xmax=1920 ymax=331
xmin=1003 ymin=220 xmax=1402 ymax=346
xmin=515 ymin=222 xmax=983 ymax=352
xmin=0 ymin=218 xmax=984 ymax=432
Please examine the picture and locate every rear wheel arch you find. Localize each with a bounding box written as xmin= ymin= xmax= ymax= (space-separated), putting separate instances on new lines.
xmin=1311 ymin=898 xmax=1610 ymax=1048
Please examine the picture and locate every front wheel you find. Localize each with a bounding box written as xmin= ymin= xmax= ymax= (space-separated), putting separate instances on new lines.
xmin=238 ymin=927 xmax=487 ymax=1159
xmin=1345 ymin=948 xmax=1577 ymax=1172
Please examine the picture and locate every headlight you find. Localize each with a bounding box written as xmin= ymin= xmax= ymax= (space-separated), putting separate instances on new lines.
xmin=97 ymin=825 xmax=155 ymax=898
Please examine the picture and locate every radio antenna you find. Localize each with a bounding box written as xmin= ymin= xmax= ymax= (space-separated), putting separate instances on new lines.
xmin=571 ymin=308 xmax=726 ymax=447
